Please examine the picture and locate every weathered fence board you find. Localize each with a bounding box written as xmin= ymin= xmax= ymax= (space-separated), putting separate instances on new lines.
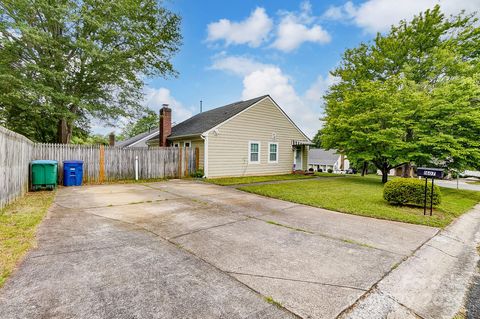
xmin=1 ymin=126 xmax=198 ymax=209
xmin=0 ymin=126 xmax=34 ymax=208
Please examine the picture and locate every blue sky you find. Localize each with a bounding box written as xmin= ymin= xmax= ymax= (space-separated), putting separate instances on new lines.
xmin=97 ymin=0 xmax=478 ymax=138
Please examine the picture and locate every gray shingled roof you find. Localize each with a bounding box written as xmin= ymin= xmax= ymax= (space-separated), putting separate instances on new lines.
xmin=169 ymin=95 xmax=268 ymax=138
xmin=308 ymin=148 xmax=339 ymax=165
xmin=145 ymin=95 xmax=269 ymax=143
xmin=116 ymin=129 xmax=158 ymax=148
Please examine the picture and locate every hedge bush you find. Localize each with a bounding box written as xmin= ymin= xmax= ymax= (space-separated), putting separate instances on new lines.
xmin=383 ymin=178 xmax=441 ymax=206
xmin=190 ymin=169 xmax=204 ymax=178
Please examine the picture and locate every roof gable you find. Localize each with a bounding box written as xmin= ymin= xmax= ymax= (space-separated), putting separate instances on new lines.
xmin=206 ymin=95 xmax=311 ymax=142
xmin=168 ymin=95 xmax=268 ymax=138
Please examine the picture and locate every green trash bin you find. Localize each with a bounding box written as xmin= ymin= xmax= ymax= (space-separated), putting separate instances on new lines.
xmin=31 ymin=160 xmax=58 ymax=191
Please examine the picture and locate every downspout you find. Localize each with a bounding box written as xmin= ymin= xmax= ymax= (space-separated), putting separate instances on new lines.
xmin=200 ymin=133 xmax=208 ymax=178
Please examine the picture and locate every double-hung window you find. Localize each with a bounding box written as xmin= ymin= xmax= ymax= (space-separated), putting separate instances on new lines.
xmin=268 ymin=143 xmax=278 ymax=163
xmin=249 ymin=141 xmax=260 ymax=164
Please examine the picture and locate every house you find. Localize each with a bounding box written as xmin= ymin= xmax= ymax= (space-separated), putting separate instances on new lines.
xmin=145 ymin=95 xmax=312 ymax=178
xmin=308 ymin=148 xmax=349 ymax=173
xmin=115 ymin=129 xmax=159 ymax=148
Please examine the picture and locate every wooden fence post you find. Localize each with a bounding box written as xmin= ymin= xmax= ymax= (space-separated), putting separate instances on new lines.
xmin=99 ymin=145 xmax=105 ymax=183
xmin=184 ymin=147 xmax=189 ymax=177
xmin=178 ymin=147 xmax=182 ymax=178
xmin=195 ymin=147 xmax=199 ymax=171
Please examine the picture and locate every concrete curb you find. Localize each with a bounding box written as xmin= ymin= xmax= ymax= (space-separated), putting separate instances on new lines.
xmin=339 ymin=205 xmax=480 ymax=319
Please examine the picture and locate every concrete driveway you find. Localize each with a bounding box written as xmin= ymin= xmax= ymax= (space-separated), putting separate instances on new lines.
xmin=0 ymin=180 xmax=439 ymax=319
xmin=435 ymin=178 xmax=480 ymax=192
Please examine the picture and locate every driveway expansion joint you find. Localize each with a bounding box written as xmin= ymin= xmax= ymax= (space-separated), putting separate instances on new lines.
xmin=251 ymin=215 xmax=404 ymax=257
xmin=336 ymin=228 xmax=440 ymax=318
xmin=30 ymin=244 xmax=125 ymax=259
xmin=424 ymin=243 xmax=460 ymax=259
xmin=227 ymin=271 xmax=367 ymax=292
xmin=168 ymin=218 xmax=250 ymax=240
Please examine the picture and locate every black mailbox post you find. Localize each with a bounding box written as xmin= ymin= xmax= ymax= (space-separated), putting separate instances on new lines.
xmin=416 ymin=167 xmax=444 ymax=216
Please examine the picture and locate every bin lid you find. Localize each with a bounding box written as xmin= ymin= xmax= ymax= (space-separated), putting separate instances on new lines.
xmin=31 ymin=160 xmax=58 ymax=165
xmin=63 ymin=160 xmax=83 ymax=164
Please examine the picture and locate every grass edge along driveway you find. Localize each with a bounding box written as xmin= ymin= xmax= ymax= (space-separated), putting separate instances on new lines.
xmin=238 ymin=176 xmax=480 ymax=228
xmin=0 ymin=191 xmax=55 ymax=287
xmin=205 ymin=173 xmax=315 ymax=186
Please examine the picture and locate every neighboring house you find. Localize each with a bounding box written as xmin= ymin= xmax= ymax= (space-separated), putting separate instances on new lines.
xmin=144 ymin=95 xmax=312 ymax=178
xmin=308 ymin=148 xmax=349 ymax=173
xmin=384 ymin=165 xmax=414 ymax=177
xmin=115 ymin=129 xmax=159 ymax=148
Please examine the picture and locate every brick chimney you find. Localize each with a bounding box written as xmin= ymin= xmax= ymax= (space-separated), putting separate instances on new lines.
xmin=109 ymin=132 xmax=115 ymax=146
xmin=159 ymin=104 xmax=172 ymax=147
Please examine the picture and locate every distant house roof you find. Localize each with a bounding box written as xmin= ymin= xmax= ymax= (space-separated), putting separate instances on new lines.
xmin=116 ymin=129 xmax=159 ymax=148
xmin=145 ymin=95 xmax=269 ymax=144
xmin=308 ymin=148 xmax=339 ymax=165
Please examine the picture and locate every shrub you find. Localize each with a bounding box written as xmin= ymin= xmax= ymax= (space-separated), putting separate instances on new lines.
xmin=383 ymin=178 xmax=441 ymax=206
xmin=327 ymin=168 xmax=333 ymax=173
xmin=318 ymin=168 xmax=323 ymax=172
xmin=308 ymin=168 xmax=314 ymax=172
xmin=191 ymin=169 xmax=204 ymax=178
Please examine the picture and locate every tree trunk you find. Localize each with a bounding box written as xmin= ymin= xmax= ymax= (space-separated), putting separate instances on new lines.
xmin=361 ymin=161 xmax=368 ymax=176
xmin=381 ymin=170 xmax=388 ymax=183
xmin=381 ymin=165 xmax=389 ymax=183
xmin=402 ymin=162 xmax=411 ymax=178
xmin=57 ymin=118 xmax=73 ymax=144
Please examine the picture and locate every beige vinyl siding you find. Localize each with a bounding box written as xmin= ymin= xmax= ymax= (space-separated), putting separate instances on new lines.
xmin=207 ymin=97 xmax=308 ymax=178
xmin=170 ymin=137 xmax=204 ymax=169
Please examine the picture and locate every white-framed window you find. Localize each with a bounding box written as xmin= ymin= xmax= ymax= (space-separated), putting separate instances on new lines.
xmin=183 ymin=140 xmax=191 ymax=148
xmin=248 ymin=141 xmax=260 ymax=164
xmin=173 ymin=143 xmax=179 ymax=147
xmin=268 ymin=142 xmax=279 ymax=163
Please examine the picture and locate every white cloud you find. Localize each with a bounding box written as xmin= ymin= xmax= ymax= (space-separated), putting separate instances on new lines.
xmin=324 ymin=0 xmax=480 ymax=34
xmin=143 ymin=87 xmax=193 ymax=125
xmin=210 ymin=54 xmax=338 ymax=137
xmin=207 ymin=7 xmax=273 ymax=47
xmin=210 ymin=54 xmax=272 ymax=76
xmin=272 ymin=1 xmax=331 ymax=52
xmin=305 ymin=74 xmax=339 ymax=102
xmin=323 ymin=1 xmax=356 ymax=20
xmin=235 ymin=60 xmax=324 ymax=137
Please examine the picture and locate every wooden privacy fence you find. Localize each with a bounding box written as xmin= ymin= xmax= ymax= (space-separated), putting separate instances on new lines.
xmin=0 ymin=126 xmax=34 ymax=209
xmin=0 ymin=125 xmax=199 ymax=208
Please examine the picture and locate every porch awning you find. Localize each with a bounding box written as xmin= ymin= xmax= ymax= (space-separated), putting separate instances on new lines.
xmin=292 ymin=140 xmax=315 ymax=146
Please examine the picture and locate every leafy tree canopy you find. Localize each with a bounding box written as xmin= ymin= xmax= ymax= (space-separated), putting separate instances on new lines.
xmin=118 ymin=109 xmax=158 ymax=140
xmin=321 ymin=5 xmax=480 ymax=182
xmin=0 ymin=0 xmax=181 ymax=143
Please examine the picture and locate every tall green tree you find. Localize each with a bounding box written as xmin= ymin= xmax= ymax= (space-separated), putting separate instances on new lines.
xmin=322 ymin=6 xmax=480 ymax=183
xmin=0 ymin=0 xmax=181 ymax=143
xmin=119 ymin=109 xmax=158 ymax=140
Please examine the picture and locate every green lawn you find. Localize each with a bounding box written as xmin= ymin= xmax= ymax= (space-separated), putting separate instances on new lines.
xmin=239 ymin=176 xmax=480 ymax=228
xmin=205 ymin=174 xmax=316 ymax=186
xmin=314 ymin=172 xmax=347 ymax=177
xmin=0 ymin=191 xmax=55 ymax=287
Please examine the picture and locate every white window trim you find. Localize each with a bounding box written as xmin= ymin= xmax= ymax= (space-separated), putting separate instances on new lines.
xmin=173 ymin=143 xmax=179 ymax=147
xmin=248 ymin=141 xmax=261 ymax=164
xmin=183 ymin=140 xmax=191 ymax=148
xmin=268 ymin=142 xmax=279 ymax=164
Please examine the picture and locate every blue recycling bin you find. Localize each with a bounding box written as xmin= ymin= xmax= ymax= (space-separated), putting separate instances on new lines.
xmin=63 ymin=160 xmax=84 ymax=186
